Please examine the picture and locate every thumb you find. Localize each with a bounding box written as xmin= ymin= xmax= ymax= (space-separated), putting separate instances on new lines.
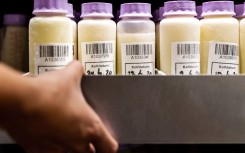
xmin=64 ymin=61 xmax=85 ymax=83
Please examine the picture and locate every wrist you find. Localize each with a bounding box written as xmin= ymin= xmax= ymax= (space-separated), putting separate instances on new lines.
xmin=0 ymin=64 xmax=39 ymax=128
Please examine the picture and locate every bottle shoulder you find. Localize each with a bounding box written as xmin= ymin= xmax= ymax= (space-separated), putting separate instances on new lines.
xmin=200 ymin=17 xmax=239 ymax=25
xmin=29 ymin=16 xmax=71 ymax=25
xmin=118 ymin=19 xmax=154 ymax=25
xmin=160 ymin=17 xmax=200 ymax=28
xmin=78 ymin=19 xmax=116 ymax=26
xmin=117 ymin=19 xmax=155 ymax=33
xmin=160 ymin=17 xmax=199 ymax=24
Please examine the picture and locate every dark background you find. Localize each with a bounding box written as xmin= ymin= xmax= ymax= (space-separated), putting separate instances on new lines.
xmin=0 ymin=0 xmax=242 ymax=24
xmin=0 ymin=0 xmax=241 ymax=15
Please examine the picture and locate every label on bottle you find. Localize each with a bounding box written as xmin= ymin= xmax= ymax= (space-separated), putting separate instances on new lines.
xmin=81 ymin=41 xmax=115 ymax=76
xmin=122 ymin=42 xmax=155 ymax=75
xmin=207 ymin=42 xmax=239 ymax=75
xmin=171 ymin=42 xmax=200 ymax=75
xmin=35 ymin=43 xmax=74 ymax=75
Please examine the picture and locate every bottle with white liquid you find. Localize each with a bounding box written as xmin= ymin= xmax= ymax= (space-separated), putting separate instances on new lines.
xmin=78 ymin=2 xmax=116 ymax=76
xmin=160 ymin=1 xmax=200 ymax=75
xmin=29 ymin=0 xmax=75 ymax=76
xmin=200 ymin=1 xmax=239 ymax=75
xmin=1 ymin=14 xmax=28 ymax=72
xmin=117 ymin=3 xmax=155 ymax=75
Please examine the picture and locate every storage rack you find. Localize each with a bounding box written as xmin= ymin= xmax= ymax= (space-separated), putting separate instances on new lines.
xmin=2 ymin=76 xmax=245 ymax=144
xmin=1 ymin=0 xmax=245 ymax=152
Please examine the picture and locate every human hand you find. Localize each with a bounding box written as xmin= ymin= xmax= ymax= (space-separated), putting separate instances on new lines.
xmin=4 ymin=61 xmax=118 ymax=153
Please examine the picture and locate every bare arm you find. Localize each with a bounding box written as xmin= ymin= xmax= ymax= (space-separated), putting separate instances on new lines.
xmin=0 ymin=63 xmax=33 ymax=125
xmin=0 ymin=62 xmax=118 ymax=153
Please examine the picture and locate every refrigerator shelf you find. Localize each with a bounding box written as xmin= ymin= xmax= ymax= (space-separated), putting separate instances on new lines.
xmin=1 ymin=76 xmax=245 ymax=144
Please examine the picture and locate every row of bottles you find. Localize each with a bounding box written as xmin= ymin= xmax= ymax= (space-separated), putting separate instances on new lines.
xmin=1 ymin=0 xmax=244 ymax=76
xmin=157 ymin=1 xmax=240 ymax=75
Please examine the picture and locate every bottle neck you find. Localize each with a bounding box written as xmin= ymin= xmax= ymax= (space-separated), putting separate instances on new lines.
xmin=203 ymin=15 xmax=234 ymax=19
xmin=35 ymin=12 xmax=67 ymax=17
xmin=82 ymin=17 xmax=112 ymax=20
xmin=121 ymin=17 xmax=151 ymax=20
xmin=165 ymin=15 xmax=195 ymax=19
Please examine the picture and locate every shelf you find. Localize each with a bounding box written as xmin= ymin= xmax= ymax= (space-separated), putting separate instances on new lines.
xmin=1 ymin=76 xmax=245 ymax=144
xmin=0 ymin=131 xmax=14 ymax=144
xmin=82 ymin=76 xmax=245 ymax=144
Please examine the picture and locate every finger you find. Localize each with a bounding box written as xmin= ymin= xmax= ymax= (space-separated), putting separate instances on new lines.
xmin=65 ymin=61 xmax=85 ymax=83
xmin=89 ymin=143 xmax=96 ymax=153
xmin=80 ymin=103 xmax=118 ymax=153
xmin=90 ymin=120 xmax=118 ymax=153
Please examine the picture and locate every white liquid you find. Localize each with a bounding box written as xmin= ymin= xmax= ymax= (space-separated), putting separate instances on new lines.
xmin=29 ymin=16 xmax=75 ymax=75
xmin=117 ymin=33 xmax=155 ymax=75
xmin=200 ymin=16 xmax=239 ymax=75
xmin=160 ymin=16 xmax=200 ymax=75
xmin=78 ymin=19 xmax=116 ymax=76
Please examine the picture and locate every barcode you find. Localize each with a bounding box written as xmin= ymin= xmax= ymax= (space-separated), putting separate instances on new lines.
xmin=126 ymin=44 xmax=153 ymax=56
xmin=177 ymin=44 xmax=200 ymax=55
xmin=86 ymin=43 xmax=113 ymax=55
xmin=39 ymin=45 xmax=70 ymax=58
xmin=215 ymin=44 xmax=239 ymax=56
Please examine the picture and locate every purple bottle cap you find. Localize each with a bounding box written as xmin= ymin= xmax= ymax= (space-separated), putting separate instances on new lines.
xmin=152 ymin=10 xmax=159 ymax=22
xmin=120 ymin=3 xmax=152 ymax=18
xmin=81 ymin=3 xmax=113 ymax=18
xmin=33 ymin=0 xmax=68 ymax=15
xmin=159 ymin=6 xmax=165 ymax=20
xmin=196 ymin=6 xmax=203 ymax=19
xmin=3 ymin=14 xmax=27 ymax=26
xmin=202 ymin=1 xmax=235 ymax=17
xmin=67 ymin=3 xmax=74 ymax=18
xmin=235 ymin=4 xmax=244 ymax=18
xmin=164 ymin=1 xmax=197 ymax=16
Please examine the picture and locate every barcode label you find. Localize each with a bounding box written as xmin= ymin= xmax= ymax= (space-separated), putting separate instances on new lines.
xmin=126 ymin=44 xmax=153 ymax=56
xmin=81 ymin=41 xmax=116 ymax=76
xmin=35 ymin=43 xmax=74 ymax=75
xmin=208 ymin=42 xmax=239 ymax=75
xmin=214 ymin=43 xmax=239 ymax=56
xmin=177 ymin=44 xmax=200 ymax=55
xmin=85 ymin=43 xmax=113 ymax=55
xmin=39 ymin=45 xmax=71 ymax=58
xmin=122 ymin=42 xmax=155 ymax=75
xmin=171 ymin=42 xmax=200 ymax=75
